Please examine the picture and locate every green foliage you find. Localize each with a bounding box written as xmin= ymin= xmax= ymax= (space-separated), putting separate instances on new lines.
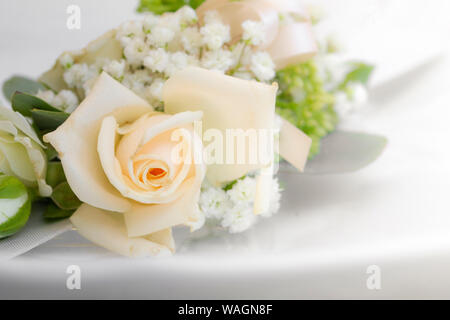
xmin=43 ymin=203 xmax=74 ymax=220
xmin=45 ymin=162 xmax=79 ymax=219
xmin=276 ymin=60 xmax=338 ymax=158
xmin=2 ymin=76 xmax=46 ymax=102
xmin=137 ymin=0 xmax=205 ymax=14
xmin=0 ymin=175 xmax=32 ymax=239
xmin=11 ymin=92 xmax=69 ymax=132
xmin=340 ymin=62 xmax=374 ymax=89
xmin=46 ymin=162 xmax=67 ymax=188
xmin=51 ymin=182 xmax=82 ymax=211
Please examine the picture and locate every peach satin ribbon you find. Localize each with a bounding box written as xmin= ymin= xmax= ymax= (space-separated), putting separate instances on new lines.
xmin=196 ymin=0 xmax=317 ymax=70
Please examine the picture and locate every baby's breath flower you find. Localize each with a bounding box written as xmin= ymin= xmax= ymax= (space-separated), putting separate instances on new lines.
xmin=333 ymin=91 xmax=352 ymax=118
xmin=122 ymin=70 xmax=153 ymax=99
xmin=103 ymin=59 xmax=126 ymax=80
xmin=227 ymin=176 xmax=257 ymax=204
xmin=37 ymin=89 xmax=79 ymax=113
xmin=201 ymin=49 xmax=234 ymax=73
xmin=146 ymin=26 xmax=175 ymax=48
xmin=144 ymin=48 xmax=170 ymax=73
xmin=261 ymin=178 xmax=281 ymax=218
xmin=250 ymin=52 xmax=275 ymax=81
xmin=200 ymin=21 xmax=230 ymax=51
xmin=199 ymin=185 xmax=231 ymax=219
xmin=159 ymin=14 xmax=182 ymax=33
xmin=242 ymin=20 xmax=266 ymax=46
xmin=181 ymin=27 xmax=203 ymax=54
xmin=82 ymin=77 xmax=98 ymax=96
xmin=116 ymin=20 xmax=145 ymax=46
xmin=178 ymin=6 xmax=198 ymax=27
xmin=123 ymin=38 xmax=147 ymax=67
xmin=63 ymin=63 xmax=97 ymax=89
xmin=165 ymin=51 xmax=190 ymax=76
xmin=36 ymin=90 xmax=56 ymax=104
xmin=148 ymin=78 xmax=165 ymax=102
xmin=334 ymin=82 xmax=368 ymax=117
xmin=53 ymin=90 xmax=79 ymax=113
xmin=221 ymin=204 xmax=256 ymax=234
xmin=59 ymin=53 xmax=74 ymax=69
xmin=142 ymin=13 xmax=159 ymax=34
xmin=347 ymin=82 xmax=369 ymax=107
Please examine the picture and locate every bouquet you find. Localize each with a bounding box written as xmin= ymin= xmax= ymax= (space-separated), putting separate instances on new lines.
xmin=0 ymin=0 xmax=385 ymax=258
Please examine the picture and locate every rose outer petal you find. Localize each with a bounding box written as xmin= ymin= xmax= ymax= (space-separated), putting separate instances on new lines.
xmin=70 ymin=204 xmax=174 ymax=258
xmin=44 ymin=72 xmax=153 ymax=213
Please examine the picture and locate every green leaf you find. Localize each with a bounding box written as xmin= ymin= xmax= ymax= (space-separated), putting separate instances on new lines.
xmin=0 ymin=175 xmax=31 ymax=239
xmin=341 ymin=63 xmax=374 ymax=87
xmin=46 ymin=161 xmax=66 ymax=188
xmin=45 ymin=143 xmax=59 ymax=161
xmin=11 ymin=91 xmax=62 ymax=118
xmin=137 ymin=0 xmax=205 ymax=14
xmin=44 ymin=203 xmax=74 ymax=220
xmin=303 ymin=130 xmax=387 ymax=174
xmin=30 ymin=109 xmax=69 ymax=131
xmin=51 ymin=182 xmax=82 ymax=211
xmin=3 ymin=76 xmax=46 ymax=102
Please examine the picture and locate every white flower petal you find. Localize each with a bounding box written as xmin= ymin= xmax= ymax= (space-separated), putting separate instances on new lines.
xmin=163 ymin=67 xmax=277 ymax=185
xmin=71 ymin=204 xmax=174 ymax=258
xmin=0 ymin=108 xmax=51 ymax=196
xmin=44 ymin=72 xmax=153 ymax=213
xmin=124 ymin=177 xmax=203 ymax=237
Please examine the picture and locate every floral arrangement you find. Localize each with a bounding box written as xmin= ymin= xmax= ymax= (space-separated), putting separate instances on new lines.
xmin=0 ymin=0 xmax=380 ymax=258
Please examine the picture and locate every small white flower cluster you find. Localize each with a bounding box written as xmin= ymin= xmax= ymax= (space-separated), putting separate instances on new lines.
xmin=198 ymin=176 xmax=281 ymax=234
xmin=57 ymin=6 xmax=276 ymax=111
xmin=36 ymin=89 xmax=79 ymax=113
xmin=333 ymin=82 xmax=368 ymax=118
xmin=315 ymin=37 xmax=369 ymax=118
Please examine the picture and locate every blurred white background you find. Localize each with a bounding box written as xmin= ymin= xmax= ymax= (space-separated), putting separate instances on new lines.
xmin=1 ymin=0 xmax=450 ymax=299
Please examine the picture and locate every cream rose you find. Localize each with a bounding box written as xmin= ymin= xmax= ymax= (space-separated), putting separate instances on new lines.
xmin=44 ymin=72 xmax=205 ymax=257
xmin=0 ymin=107 xmax=52 ymax=197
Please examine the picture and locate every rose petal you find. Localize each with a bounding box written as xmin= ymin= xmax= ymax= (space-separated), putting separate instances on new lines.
xmin=124 ymin=177 xmax=202 ymax=237
xmin=44 ymin=73 xmax=153 ymax=213
xmin=99 ymin=111 xmax=203 ymax=204
xmin=70 ymin=204 xmax=174 ymax=258
xmin=125 ymin=130 xmax=206 ymax=237
xmin=163 ymin=67 xmax=277 ymax=186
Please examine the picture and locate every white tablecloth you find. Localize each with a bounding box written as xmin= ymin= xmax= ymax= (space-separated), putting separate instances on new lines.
xmin=1 ymin=0 xmax=450 ymax=299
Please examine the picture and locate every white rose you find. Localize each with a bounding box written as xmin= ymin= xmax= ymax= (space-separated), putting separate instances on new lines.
xmin=44 ymin=73 xmax=205 ymax=257
xmin=0 ymin=107 xmax=52 ymax=197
